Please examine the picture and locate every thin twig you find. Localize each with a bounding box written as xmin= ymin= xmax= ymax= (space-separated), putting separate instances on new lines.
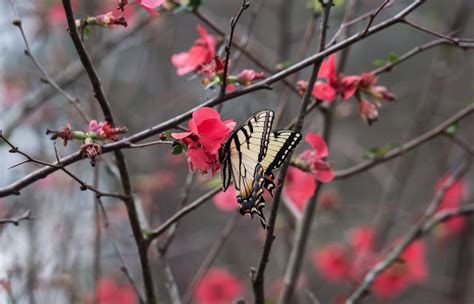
xmin=275 ymin=13 xmax=319 ymax=126
xmin=220 ymin=0 xmax=251 ymax=97
xmin=360 ymin=0 xmax=391 ymax=36
xmin=182 ymin=212 xmax=240 ymax=304
xmin=124 ymin=140 xmax=174 ymax=149
xmin=402 ymin=19 xmax=459 ymax=44
xmin=0 ymin=133 xmax=128 ymax=200
xmin=61 ymin=1 xmax=155 ymax=302
xmin=334 ymin=103 xmax=474 ymax=179
xmin=0 ymin=210 xmax=33 ymax=226
xmin=146 ymin=188 xmax=221 ymax=243
xmin=95 ymin=198 xmax=146 ymax=304
xmin=8 ymin=1 xmax=90 ymax=124
xmin=346 ymin=160 xmax=471 ymax=303
xmin=278 ymin=1 xmax=333 ymax=302
xmin=159 ymin=172 xmax=196 ymax=254
xmin=444 ymin=134 xmax=474 ymax=157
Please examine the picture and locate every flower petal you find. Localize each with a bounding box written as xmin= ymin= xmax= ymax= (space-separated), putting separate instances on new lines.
xmin=312 ymin=82 xmax=337 ymax=102
xmin=305 ymin=132 xmax=329 ymax=158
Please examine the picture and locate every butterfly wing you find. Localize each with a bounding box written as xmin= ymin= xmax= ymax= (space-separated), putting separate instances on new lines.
xmin=219 ymin=110 xmax=274 ymax=222
xmin=259 ymin=130 xmax=302 ymax=195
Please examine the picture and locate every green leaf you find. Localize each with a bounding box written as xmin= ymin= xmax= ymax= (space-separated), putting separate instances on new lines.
xmin=387 ymin=52 xmax=399 ymax=62
xmin=372 ymin=59 xmax=386 ymax=67
xmin=82 ymin=26 xmax=92 ymax=40
xmin=163 ymin=130 xmax=173 ymax=137
xmin=205 ymin=176 xmax=223 ymax=189
xmin=445 ymin=123 xmax=458 ymax=136
xmin=171 ymin=142 xmax=183 ymax=155
xmin=362 ymin=143 xmax=400 ymax=160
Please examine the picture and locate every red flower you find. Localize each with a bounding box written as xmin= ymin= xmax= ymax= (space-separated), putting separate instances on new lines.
xmin=96 ymin=277 xmax=136 ymax=304
xmin=214 ymin=186 xmax=238 ymax=212
xmin=194 ymin=268 xmax=243 ymax=304
xmin=434 ymin=176 xmax=466 ymax=237
xmin=298 ymin=132 xmax=335 ymax=183
xmin=297 ymin=54 xmax=361 ymax=102
xmin=88 ymin=120 xmax=128 ymax=141
xmin=283 ymin=167 xmax=316 ymax=211
xmin=236 ymin=69 xmax=265 ymax=86
xmin=358 ymin=99 xmax=379 ymax=125
xmin=312 ymin=225 xmax=428 ymax=299
xmin=172 ymin=107 xmax=235 ymax=175
xmin=172 ymin=25 xmax=217 ymax=76
xmin=372 ymin=240 xmax=427 ymax=299
xmin=312 ymin=243 xmax=351 ymax=283
xmin=349 ymin=226 xmax=375 ymax=254
xmin=318 ymin=190 xmax=339 ymax=210
xmin=81 ymin=138 xmax=102 ymax=166
xmin=136 ymin=0 xmax=164 ymax=15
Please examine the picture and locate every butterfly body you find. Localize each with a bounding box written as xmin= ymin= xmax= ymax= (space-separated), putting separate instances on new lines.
xmin=219 ymin=110 xmax=302 ymax=227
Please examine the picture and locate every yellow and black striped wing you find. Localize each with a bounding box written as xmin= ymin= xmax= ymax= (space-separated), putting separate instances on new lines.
xmin=220 ymin=110 xmax=274 ymax=193
xmin=260 ymin=130 xmax=302 ymax=195
xmin=260 ymin=130 xmax=302 ymax=172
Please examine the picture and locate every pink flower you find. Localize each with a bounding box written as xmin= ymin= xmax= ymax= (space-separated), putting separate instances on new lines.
xmin=372 ymin=240 xmax=427 ymax=299
xmin=298 ymin=132 xmax=335 ymax=183
xmin=318 ymin=190 xmax=339 ymax=210
xmin=95 ymin=277 xmax=136 ymax=304
xmin=80 ymin=138 xmax=102 ymax=166
xmin=283 ymin=167 xmax=316 ymax=211
xmin=172 ymin=25 xmax=217 ymax=76
xmin=358 ymin=99 xmax=379 ymax=125
xmin=311 ymin=225 xmax=428 ymax=300
xmin=88 ymin=120 xmax=128 ymax=141
xmin=95 ymin=12 xmax=128 ymax=27
xmin=236 ymin=69 xmax=265 ymax=86
xmin=296 ymin=54 xmax=395 ymax=111
xmin=297 ymin=54 xmax=361 ymax=102
xmin=172 ymin=107 xmax=235 ymax=175
xmin=312 ymin=243 xmax=351 ymax=283
xmin=349 ymin=226 xmax=375 ymax=254
xmin=136 ymin=0 xmax=164 ymax=15
xmin=214 ymin=186 xmax=238 ymax=212
xmin=195 ymin=268 xmax=243 ymax=304
xmin=434 ymin=176 xmax=466 ymax=237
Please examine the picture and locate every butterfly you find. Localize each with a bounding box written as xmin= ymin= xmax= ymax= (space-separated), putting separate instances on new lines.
xmin=219 ymin=110 xmax=302 ymax=228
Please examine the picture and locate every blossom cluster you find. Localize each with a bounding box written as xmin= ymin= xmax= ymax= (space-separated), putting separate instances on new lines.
xmin=433 ymin=175 xmax=466 ymax=243
xmin=171 ymin=25 xmax=265 ymax=90
xmin=172 ymin=107 xmax=236 ymax=176
xmin=47 ymin=120 xmax=128 ymax=166
xmin=283 ymin=132 xmax=334 ymax=210
xmin=313 ymin=226 xmax=428 ymax=299
xmin=296 ymin=53 xmax=395 ymax=125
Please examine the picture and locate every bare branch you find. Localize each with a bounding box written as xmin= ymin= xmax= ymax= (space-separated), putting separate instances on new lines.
xmin=61 ymin=0 xmax=155 ymax=301
xmin=220 ymin=0 xmax=251 ymax=97
xmin=182 ymin=213 xmax=239 ymax=304
xmin=278 ymin=1 xmax=333 ymax=302
xmin=146 ymin=187 xmax=221 ymax=243
xmin=0 ymin=210 xmax=33 ymax=226
xmin=334 ymin=103 xmax=474 ymax=179
xmin=360 ymin=0 xmax=392 ymax=36
xmin=346 ymin=160 xmax=472 ymax=303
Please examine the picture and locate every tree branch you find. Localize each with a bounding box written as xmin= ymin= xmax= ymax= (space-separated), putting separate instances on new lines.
xmin=0 ymin=210 xmax=33 ymax=226
xmin=61 ymin=1 xmax=155 ymax=302
xmin=334 ymin=103 xmax=474 ymax=179
xmin=346 ymin=159 xmax=472 ymax=303
xmin=220 ymin=0 xmax=250 ymax=97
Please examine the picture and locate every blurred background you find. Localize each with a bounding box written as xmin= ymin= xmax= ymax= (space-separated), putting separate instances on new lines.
xmin=0 ymin=0 xmax=473 ymax=303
